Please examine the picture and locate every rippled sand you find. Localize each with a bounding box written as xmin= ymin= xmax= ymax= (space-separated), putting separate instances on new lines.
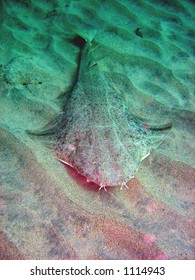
xmin=0 ymin=0 xmax=194 ymax=259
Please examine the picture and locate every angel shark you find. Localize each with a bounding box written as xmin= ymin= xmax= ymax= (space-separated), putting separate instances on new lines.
xmin=28 ymin=36 xmax=172 ymax=189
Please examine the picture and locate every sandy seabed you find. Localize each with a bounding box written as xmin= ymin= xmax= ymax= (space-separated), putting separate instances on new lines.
xmin=0 ymin=0 xmax=194 ymax=259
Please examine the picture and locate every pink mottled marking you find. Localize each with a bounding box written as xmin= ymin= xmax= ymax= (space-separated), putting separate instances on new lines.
xmin=171 ymin=168 xmax=177 ymax=176
xmin=147 ymin=201 xmax=158 ymax=212
xmin=143 ymin=123 xmax=151 ymax=130
xmin=144 ymin=234 xmax=156 ymax=243
xmin=155 ymin=253 xmax=169 ymax=260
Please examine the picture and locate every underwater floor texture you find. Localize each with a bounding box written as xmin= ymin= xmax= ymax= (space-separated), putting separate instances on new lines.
xmin=0 ymin=0 xmax=195 ymax=259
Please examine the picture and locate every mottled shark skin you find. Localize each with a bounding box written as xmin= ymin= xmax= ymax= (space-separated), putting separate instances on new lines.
xmin=29 ymin=39 xmax=172 ymax=188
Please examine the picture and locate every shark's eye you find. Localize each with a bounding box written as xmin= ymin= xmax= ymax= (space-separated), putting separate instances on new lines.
xmin=70 ymin=36 xmax=86 ymax=49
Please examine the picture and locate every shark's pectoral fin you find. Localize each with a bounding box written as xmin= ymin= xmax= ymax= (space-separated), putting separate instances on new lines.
xmin=146 ymin=122 xmax=173 ymax=149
